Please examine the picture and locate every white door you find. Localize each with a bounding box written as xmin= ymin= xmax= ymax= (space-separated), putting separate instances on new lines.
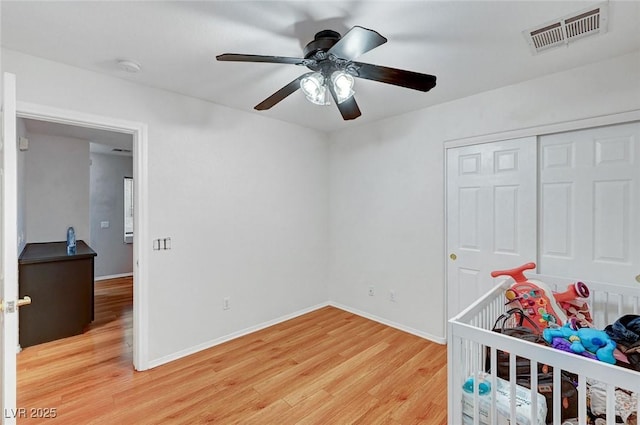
xmin=1 ymin=72 xmax=19 ymax=425
xmin=446 ymin=137 xmax=537 ymax=318
xmin=539 ymin=122 xmax=640 ymax=285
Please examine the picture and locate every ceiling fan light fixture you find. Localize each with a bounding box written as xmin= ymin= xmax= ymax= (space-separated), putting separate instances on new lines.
xmin=331 ymin=71 xmax=355 ymax=104
xmin=217 ymin=25 xmax=436 ymax=120
xmin=300 ymin=72 xmax=329 ymax=105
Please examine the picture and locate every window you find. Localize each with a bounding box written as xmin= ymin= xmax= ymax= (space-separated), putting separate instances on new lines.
xmin=124 ymin=177 xmax=133 ymax=243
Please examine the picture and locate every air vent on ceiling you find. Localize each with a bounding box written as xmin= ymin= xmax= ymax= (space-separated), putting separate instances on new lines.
xmin=524 ymin=3 xmax=608 ymax=55
xmin=112 ymin=148 xmax=132 ymax=153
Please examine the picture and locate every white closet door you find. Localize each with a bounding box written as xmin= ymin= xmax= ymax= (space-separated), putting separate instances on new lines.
xmin=539 ymin=122 xmax=640 ymax=285
xmin=447 ymin=137 xmax=537 ymax=318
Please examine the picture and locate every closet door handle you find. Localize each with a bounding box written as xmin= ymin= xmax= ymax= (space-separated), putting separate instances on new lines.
xmin=450 ymin=253 xmax=457 ymax=261
xmin=636 ymin=274 xmax=640 ymax=283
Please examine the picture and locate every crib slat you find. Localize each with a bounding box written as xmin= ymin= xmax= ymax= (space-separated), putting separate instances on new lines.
xmin=606 ymin=383 xmax=615 ymax=425
xmin=465 ymin=339 xmax=471 ymax=380
xmin=578 ymin=374 xmax=587 ymax=425
xmin=530 ymin=359 xmax=538 ymax=425
xmin=553 ymin=367 xmax=561 ymax=425
xmin=617 ymin=293 xmax=623 ymax=317
xmin=451 ymin=335 xmax=464 ymax=425
xmin=637 ymin=392 xmax=640 ymax=425
xmin=490 ymin=347 xmax=497 ymax=424
xmin=472 ymin=373 xmax=479 ymax=425
xmin=509 ymin=352 xmax=517 ymax=424
xmin=471 ymin=343 xmax=479 ymax=425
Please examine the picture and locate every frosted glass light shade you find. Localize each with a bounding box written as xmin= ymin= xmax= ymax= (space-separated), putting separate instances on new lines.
xmin=331 ymin=71 xmax=355 ymax=104
xmin=300 ymin=72 xmax=328 ymax=105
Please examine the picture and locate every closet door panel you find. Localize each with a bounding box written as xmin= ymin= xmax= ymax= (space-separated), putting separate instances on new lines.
xmin=447 ymin=137 xmax=537 ymax=318
xmin=540 ymin=182 xmax=574 ymax=258
xmin=539 ymin=122 xmax=640 ymax=285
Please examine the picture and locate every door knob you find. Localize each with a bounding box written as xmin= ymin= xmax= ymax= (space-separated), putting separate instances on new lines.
xmin=450 ymin=253 xmax=457 ymax=261
xmin=17 ymin=296 xmax=32 ymax=307
xmin=0 ymin=296 xmax=31 ymax=313
xmin=636 ymin=274 xmax=640 ymax=283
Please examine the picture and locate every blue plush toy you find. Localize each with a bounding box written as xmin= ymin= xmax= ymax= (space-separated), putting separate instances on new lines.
xmin=543 ymin=323 xmax=617 ymax=364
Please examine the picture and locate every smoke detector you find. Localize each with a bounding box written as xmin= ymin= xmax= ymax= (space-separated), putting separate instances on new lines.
xmin=523 ymin=2 xmax=608 ymax=55
xmin=117 ymin=59 xmax=142 ymax=73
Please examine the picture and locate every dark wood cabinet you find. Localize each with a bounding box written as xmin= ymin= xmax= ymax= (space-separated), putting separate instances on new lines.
xmin=18 ymin=241 xmax=97 ymax=348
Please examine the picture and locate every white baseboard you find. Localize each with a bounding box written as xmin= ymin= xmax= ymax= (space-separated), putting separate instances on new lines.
xmin=95 ymin=272 xmax=133 ymax=281
xmin=147 ymin=302 xmax=331 ymax=369
xmin=147 ymin=301 xmax=446 ymax=369
xmin=329 ymin=302 xmax=447 ymax=345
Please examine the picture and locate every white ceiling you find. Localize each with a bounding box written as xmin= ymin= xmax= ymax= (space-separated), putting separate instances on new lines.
xmin=22 ymin=118 xmax=133 ymax=156
xmin=2 ymin=1 xmax=640 ymax=133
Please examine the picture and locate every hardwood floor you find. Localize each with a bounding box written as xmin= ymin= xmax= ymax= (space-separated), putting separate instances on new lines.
xmin=17 ymin=277 xmax=448 ymax=424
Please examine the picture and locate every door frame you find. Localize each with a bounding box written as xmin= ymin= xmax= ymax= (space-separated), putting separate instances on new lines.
xmin=16 ymin=101 xmax=150 ymax=371
xmin=2 ymin=72 xmax=19 ymax=425
xmin=442 ymin=108 xmax=640 ymax=338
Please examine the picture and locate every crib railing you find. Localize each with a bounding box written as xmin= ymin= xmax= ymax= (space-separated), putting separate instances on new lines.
xmin=448 ymin=274 xmax=640 ymax=425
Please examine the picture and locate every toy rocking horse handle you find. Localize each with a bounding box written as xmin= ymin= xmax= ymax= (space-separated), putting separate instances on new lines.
xmin=555 ymin=281 xmax=591 ymax=302
xmin=490 ymin=262 xmax=537 ymax=283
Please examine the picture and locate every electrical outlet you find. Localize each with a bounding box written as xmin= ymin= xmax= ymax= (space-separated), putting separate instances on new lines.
xmin=368 ymin=286 xmax=375 ymax=296
xmin=223 ymin=297 xmax=230 ymax=310
xmin=389 ymin=290 xmax=397 ymax=302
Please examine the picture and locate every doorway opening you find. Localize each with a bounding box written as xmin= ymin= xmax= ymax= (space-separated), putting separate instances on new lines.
xmin=16 ymin=103 xmax=148 ymax=371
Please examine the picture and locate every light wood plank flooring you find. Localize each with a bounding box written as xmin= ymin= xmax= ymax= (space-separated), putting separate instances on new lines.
xmin=17 ymin=277 xmax=447 ymax=424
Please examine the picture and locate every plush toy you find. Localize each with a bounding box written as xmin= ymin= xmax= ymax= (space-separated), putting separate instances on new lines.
xmin=543 ymin=323 xmax=617 ymax=364
xmin=550 ymin=337 xmax=597 ymax=360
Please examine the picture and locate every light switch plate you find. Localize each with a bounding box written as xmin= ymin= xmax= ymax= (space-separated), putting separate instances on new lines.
xmin=18 ymin=137 xmax=29 ymax=151
xmin=100 ymin=221 xmax=110 ymax=229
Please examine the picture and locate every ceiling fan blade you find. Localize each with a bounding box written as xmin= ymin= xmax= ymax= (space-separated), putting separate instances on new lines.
xmin=216 ymin=53 xmax=306 ymax=65
xmin=352 ymin=62 xmax=437 ymax=92
xmin=335 ymin=96 xmax=362 ymax=120
xmin=254 ymin=73 xmax=312 ymax=110
xmin=328 ymin=84 xmax=361 ymax=121
xmin=327 ymin=26 xmax=387 ymax=61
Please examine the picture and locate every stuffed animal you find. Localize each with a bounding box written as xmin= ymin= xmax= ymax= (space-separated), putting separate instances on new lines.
xmin=543 ymin=323 xmax=617 ymax=364
xmin=550 ymin=337 xmax=597 ymax=360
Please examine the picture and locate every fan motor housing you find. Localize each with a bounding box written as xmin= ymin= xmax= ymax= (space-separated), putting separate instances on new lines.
xmin=303 ymin=30 xmax=341 ymax=59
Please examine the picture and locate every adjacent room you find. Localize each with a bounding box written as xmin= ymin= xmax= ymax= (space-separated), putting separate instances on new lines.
xmin=0 ymin=1 xmax=639 ymax=424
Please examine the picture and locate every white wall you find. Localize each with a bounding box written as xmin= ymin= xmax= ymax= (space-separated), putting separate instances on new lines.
xmin=1 ymin=48 xmax=329 ymax=364
xmin=328 ymin=51 xmax=640 ymax=341
xmin=90 ymin=152 xmax=133 ymax=278
xmin=24 ymin=132 xmax=90 ymax=244
xmin=16 ymin=117 xmax=27 ymax=253
xmin=5 ymin=46 xmax=638 ymax=361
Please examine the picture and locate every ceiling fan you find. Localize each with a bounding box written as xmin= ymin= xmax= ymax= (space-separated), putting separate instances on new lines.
xmin=216 ymin=26 xmax=437 ymax=121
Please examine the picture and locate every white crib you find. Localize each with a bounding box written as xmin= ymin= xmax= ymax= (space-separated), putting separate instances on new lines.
xmin=448 ymin=274 xmax=640 ymax=425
